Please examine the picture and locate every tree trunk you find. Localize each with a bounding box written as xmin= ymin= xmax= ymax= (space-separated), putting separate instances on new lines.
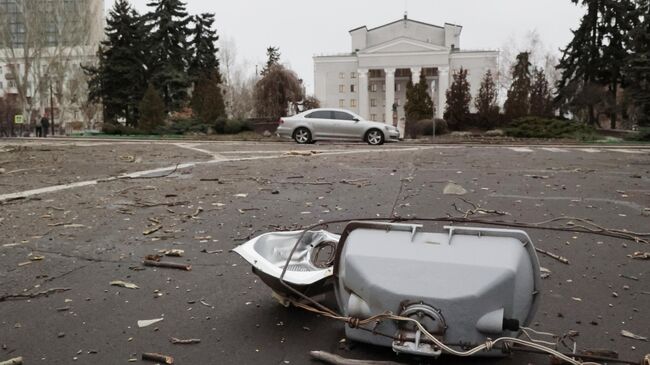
xmin=588 ymin=104 xmax=596 ymax=126
xmin=610 ymin=83 xmax=618 ymax=129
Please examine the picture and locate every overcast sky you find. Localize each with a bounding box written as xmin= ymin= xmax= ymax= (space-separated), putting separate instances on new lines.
xmin=116 ymin=0 xmax=585 ymax=93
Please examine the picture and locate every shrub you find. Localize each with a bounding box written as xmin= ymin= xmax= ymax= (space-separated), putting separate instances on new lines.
xmin=223 ymin=119 xmax=252 ymax=134
xmin=415 ymin=119 xmax=449 ymax=136
xmin=625 ymin=128 xmax=650 ymax=141
xmin=102 ymin=122 xmax=148 ymax=135
xmin=158 ymin=117 xmax=209 ymax=135
xmin=504 ymin=117 xmax=597 ymax=139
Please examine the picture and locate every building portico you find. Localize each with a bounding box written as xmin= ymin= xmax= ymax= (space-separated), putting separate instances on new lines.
xmin=313 ymin=15 xmax=497 ymax=135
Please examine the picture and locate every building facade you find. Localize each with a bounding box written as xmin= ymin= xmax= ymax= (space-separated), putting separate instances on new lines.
xmin=0 ymin=0 xmax=104 ymax=132
xmin=314 ymin=16 xmax=498 ymax=134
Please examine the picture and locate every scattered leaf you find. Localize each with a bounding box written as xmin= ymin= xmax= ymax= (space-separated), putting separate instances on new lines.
xmin=110 ymin=280 xmax=139 ymax=289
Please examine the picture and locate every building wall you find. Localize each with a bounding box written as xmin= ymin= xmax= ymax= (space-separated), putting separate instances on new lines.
xmin=450 ymin=52 xmax=499 ymax=112
xmin=313 ymin=58 xmax=359 ymax=113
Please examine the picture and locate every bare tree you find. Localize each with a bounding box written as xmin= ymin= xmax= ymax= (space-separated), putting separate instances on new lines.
xmin=219 ymin=36 xmax=257 ymax=120
xmin=0 ymin=0 xmax=102 ymax=133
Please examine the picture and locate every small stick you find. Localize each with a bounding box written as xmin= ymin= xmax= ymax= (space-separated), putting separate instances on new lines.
xmin=143 ymin=260 xmax=191 ymax=271
xmin=142 ymin=352 xmax=173 ymax=364
xmin=535 ymin=248 xmax=570 ymax=265
xmin=310 ymin=351 xmax=404 ymax=365
xmin=0 ymin=288 xmax=71 ymax=302
xmin=0 ymin=357 xmax=23 ymax=365
xmin=170 ymin=337 xmax=201 ymax=344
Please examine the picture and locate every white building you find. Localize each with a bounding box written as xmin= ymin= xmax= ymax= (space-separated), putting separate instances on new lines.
xmin=0 ymin=0 xmax=104 ymax=131
xmin=314 ymin=15 xmax=498 ymax=134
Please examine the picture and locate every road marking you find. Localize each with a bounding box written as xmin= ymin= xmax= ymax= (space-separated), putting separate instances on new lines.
xmin=0 ymin=145 xmax=434 ymax=202
xmin=540 ymin=147 xmax=568 ymax=153
xmin=578 ymin=148 xmax=601 ymax=153
xmin=508 ymin=147 xmax=534 ymax=152
xmin=612 ymin=149 xmax=645 ymax=154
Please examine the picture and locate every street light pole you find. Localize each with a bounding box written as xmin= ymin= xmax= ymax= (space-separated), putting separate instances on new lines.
xmin=49 ymin=79 xmax=54 ymax=136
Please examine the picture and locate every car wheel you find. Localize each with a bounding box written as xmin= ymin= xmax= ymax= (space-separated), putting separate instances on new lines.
xmin=365 ymin=129 xmax=384 ymax=145
xmin=293 ymin=127 xmax=311 ymax=144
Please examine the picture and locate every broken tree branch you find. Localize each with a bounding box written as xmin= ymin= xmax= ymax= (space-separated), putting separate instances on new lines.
xmin=535 ymin=248 xmax=570 ymax=264
xmin=0 ymin=357 xmax=23 ymax=365
xmin=0 ymin=288 xmax=71 ymax=302
xmin=170 ymin=337 xmax=201 ymax=344
xmin=143 ymin=260 xmax=191 ymax=271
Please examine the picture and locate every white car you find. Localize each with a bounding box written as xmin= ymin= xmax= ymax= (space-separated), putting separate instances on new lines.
xmin=276 ymin=108 xmax=400 ymax=145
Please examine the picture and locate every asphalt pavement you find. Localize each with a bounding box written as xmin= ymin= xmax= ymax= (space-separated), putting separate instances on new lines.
xmin=0 ymin=139 xmax=648 ymax=364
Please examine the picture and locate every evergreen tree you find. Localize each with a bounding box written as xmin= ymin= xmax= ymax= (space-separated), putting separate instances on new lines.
xmin=191 ymin=70 xmax=226 ymax=124
xmin=139 ymin=83 xmax=166 ymax=133
xmin=145 ymin=0 xmax=192 ymax=112
xmin=505 ymin=52 xmax=532 ymax=120
xmin=260 ymin=46 xmax=280 ymax=76
xmin=530 ymin=68 xmax=554 ymax=117
xmin=556 ymin=0 xmax=638 ymax=127
xmin=254 ymin=64 xmax=304 ymax=119
xmin=625 ymin=0 xmax=650 ymax=126
xmin=475 ymin=70 xmax=499 ymax=127
xmin=404 ymin=70 xmax=434 ymax=137
xmin=84 ymin=0 xmax=147 ymax=127
xmin=188 ymin=13 xmax=221 ymax=84
xmin=443 ymin=67 xmax=472 ymax=129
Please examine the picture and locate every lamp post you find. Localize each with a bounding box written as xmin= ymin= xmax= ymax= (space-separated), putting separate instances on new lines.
xmin=49 ymin=78 xmax=54 ymax=136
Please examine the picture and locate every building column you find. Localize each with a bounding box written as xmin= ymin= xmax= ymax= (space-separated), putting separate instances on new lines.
xmin=357 ymin=69 xmax=369 ymax=119
xmin=384 ymin=68 xmax=395 ymax=124
xmin=410 ymin=67 xmax=422 ymax=84
xmin=437 ymin=66 xmax=449 ymax=119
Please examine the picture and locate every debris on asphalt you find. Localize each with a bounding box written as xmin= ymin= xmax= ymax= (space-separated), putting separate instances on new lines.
xmin=142 ymin=352 xmax=174 ymax=364
xmin=143 ymin=259 xmax=192 ymax=271
xmin=137 ymin=318 xmax=164 ymax=328
xmin=535 ymin=247 xmax=570 ymax=264
xmin=620 ymin=330 xmax=648 ymax=341
xmin=284 ymin=150 xmax=320 ymax=156
xmin=629 ymin=251 xmax=650 ymax=260
xmin=540 ymin=267 xmax=551 ymax=279
xmin=200 ymin=249 xmax=223 ymax=254
xmin=443 ymin=182 xmax=467 ymax=195
xmin=309 ymin=351 xmax=404 ymax=365
xmin=143 ymin=225 xmax=162 ymax=236
xmin=170 ymin=337 xmax=201 ymax=344
xmin=159 ymin=249 xmax=184 ymax=257
xmin=109 ymin=280 xmax=139 ymax=289
xmin=0 ymin=357 xmax=23 ymax=365
xmin=233 ymin=193 xmax=248 ymax=198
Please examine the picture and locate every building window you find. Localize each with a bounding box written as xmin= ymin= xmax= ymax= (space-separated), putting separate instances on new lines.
xmin=339 ymin=72 xmax=345 ymax=79
xmin=350 ymin=72 xmax=356 ymax=79
xmin=0 ymin=82 xmax=3 ymax=89
xmin=369 ymin=70 xmax=383 ymax=78
xmin=350 ymin=84 xmax=355 ymax=92
xmin=370 ymin=114 xmax=376 ymax=121
xmin=350 ymin=99 xmax=357 ymax=108
xmin=8 ymin=80 xmax=16 ymax=88
xmin=339 ymin=99 xmax=345 ymax=107
xmin=0 ymin=66 xmax=3 ymax=75
xmin=370 ymin=99 xmax=377 ymax=107
xmin=339 ymin=84 xmax=345 ymax=93
xmin=382 ymin=83 xmax=386 ymax=92
xmin=396 ymin=83 xmax=401 ymax=92
xmin=370 ymin=84 xmax=377 ymax=92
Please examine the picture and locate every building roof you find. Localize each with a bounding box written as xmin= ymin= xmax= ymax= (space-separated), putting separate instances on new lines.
xmin=349 ymin=16 xmax=458 ymax=33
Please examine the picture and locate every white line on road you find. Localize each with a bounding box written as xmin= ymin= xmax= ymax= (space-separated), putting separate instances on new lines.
xmin=540 ymin=147 xmax=569 ymax=153
xmin=508 ymin=147 xmax=534 ymax=152
xmin=612 ymin=149 xmax=646 ymax=154
xmin=0 ymin=146 xmax=434 ymax=202
xmin=578 ymin=148 xmax=601 ymax=153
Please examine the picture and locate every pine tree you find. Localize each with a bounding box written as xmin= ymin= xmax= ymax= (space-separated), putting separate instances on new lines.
xmin=625 ymin=0 xmax=650 ymax=127
xmin=530 ymin=68 xmax=554 ymax=117
xmin=188 ymin=13 xmax=221 ymax=84
xmin=556 ymin=0 xmax=638 ymax=127
xmin=84 ymin=0 xmax=147 ymax=127
xmin=145 ymin=0 xmax=192 ymax=112
xmin=139 ymin=83 xmax=166 ymax=133
xmin=505 ymin=52 xmax=532 ymax=120
xmin=404 ymin=70 xmax=434 ymax=137
xmin=260 ymin=47 xmax=280 ymax=76
xmin=443 ymin=67 xmax=472 ymax=129
xmin=475 ymin=70 xmax=499 ymax=127
xmin=191 ymin=70 xmax=226 ymax=124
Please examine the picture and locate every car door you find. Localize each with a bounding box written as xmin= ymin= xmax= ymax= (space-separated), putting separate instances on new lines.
xmin=305 ymin=110 xmax=334 ymax=139
xmin=333 ymin=111 xmax=365 ymax=139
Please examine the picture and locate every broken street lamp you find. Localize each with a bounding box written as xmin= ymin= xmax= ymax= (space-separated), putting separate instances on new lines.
xmin=235 ymin=221 xmax=542 ymax=358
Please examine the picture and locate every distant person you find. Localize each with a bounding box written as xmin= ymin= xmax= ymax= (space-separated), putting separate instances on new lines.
xmin=35 ymin=116 xmax=42 ymax=137
xmin=41 ymin=116 xmax=50 ymax=138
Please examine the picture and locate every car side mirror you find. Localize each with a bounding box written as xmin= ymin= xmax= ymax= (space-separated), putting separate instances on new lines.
xmin=353 ymin=118 xmax=360 ymax=122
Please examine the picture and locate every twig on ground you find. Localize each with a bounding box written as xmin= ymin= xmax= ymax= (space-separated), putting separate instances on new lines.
xmin=535 ymin=248 xmax=570 ymax=264
xmin=0 ymin=288 xmax=71 ymax=302
xmin=310 ymin=351 xmax=405 ymax=365
xmin=451 ymin=198 xmax=509 ymax=219
xmin=170 ymin=337 xmax=201 ymax=344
